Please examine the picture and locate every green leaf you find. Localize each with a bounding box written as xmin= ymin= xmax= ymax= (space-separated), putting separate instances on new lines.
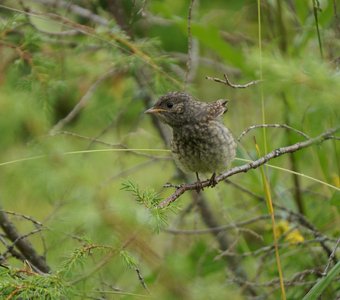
xmin=302 ymin=261 xmax=340 ymax=300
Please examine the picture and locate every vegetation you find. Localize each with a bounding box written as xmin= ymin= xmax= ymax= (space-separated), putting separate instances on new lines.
xmin=0 ymin=1 xmax=339 ymax=299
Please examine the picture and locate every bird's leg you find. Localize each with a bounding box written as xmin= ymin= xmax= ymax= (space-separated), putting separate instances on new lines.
xmin=195 ymin=172 xmax=204 ymax=193
xmin=209 ymin=172 xmax=218 ymax=187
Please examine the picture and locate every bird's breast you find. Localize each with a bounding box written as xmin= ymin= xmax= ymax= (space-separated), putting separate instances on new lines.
xmin=171 ymin=122 xmax=236 ymax=173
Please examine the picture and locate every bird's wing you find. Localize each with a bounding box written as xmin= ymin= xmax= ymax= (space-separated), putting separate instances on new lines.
xmin=192 ymin=99 xmax=229 ymax=122
xmin=206 ymin=99 xmax=228 ymax=119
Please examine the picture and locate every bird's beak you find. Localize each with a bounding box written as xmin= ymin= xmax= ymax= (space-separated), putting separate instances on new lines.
xmin=144 ymin=107 xmax=166 ymax=114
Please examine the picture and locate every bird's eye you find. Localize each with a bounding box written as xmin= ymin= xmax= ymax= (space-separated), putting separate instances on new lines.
xmin=166 ymin=102 xmax=174 ymax=109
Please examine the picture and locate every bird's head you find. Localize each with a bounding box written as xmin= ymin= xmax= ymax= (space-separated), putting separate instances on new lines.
xmin=145 ymin=92 xmax=191 ymax=127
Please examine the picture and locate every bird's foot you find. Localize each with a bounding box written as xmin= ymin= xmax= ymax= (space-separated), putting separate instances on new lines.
xmin=208 ymin=172 xmax=218 ymax=187
xmin=195 ymin=172 xmax=204 ymax=193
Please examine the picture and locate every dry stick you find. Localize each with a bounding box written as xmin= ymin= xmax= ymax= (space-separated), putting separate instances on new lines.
xmin=0 ymin=208 xmax=50 ymax=273
xmin=237 ymin=124 xmax=310 ymax=141
xmin=206 ymin=73 xmax=261 ymax=88
xmin=135 ymin=267 xmax=149 ymax=292
xmin=159 ymin=127 xmax=339 ymax=208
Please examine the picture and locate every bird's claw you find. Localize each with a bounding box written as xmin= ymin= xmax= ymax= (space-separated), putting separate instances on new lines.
xmin=208 ymin=172 xmax=218 ymax=187
xmin=195 ymin=172 xmax=204 ymax=193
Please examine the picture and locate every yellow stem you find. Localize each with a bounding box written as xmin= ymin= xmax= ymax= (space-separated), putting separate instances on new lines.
xmin=255 ymin=142 xmax=286 ymax=300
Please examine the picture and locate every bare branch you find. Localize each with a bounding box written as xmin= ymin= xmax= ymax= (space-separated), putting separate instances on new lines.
xmin=0 ymin=207 xmax=50 ymax=273
xmin=322 ymin=236 xmax=340 ymax=275
xmin=135 ymin=267 xmax=149 ymax=292
xmin=158 ymin=127 xmax=339 ymax=208
xmin=49 ymin=69 xmax=117 ymax=134
xmin=237 ymin=124 xmax=310 ymax=141
xmin=206 ymin=73 xmax=261 ymax=88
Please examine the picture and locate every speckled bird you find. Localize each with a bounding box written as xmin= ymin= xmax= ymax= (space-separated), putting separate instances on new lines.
xmin=145 ymin=91 xmax=236 ymax=189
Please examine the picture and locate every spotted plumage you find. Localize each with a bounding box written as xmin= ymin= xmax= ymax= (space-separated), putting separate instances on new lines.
xmin=145 ymin=92 xmax=236 ymax=188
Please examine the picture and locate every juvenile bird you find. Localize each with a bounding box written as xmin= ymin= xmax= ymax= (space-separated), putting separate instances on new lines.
xmin=145 ymin=92 xmax=236 ymax=191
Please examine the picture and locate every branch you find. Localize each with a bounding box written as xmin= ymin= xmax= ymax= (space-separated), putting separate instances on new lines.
xmin=49 ymin=69 xmax=117 ymax=134
xmin=165 ymin=214 xmax=273 ymax=235
xmin=158 ymin=127 xmax=339 ymax=208
xmin=230 ymin=267 xmax=323 ymax=289
xmin=0 ymin=207 xmax=50 ymax=273
xmin=206 ymin=73 xmax=261 ymax=88
xmin=224 ymin=180 xmax=337 ymax=263
xmin=322 ymin=236 xmax=340 ymax=275
xmin=237 ymin=123 xmax=310 ymax=141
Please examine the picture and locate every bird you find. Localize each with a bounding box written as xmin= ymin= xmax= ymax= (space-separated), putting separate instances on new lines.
xmin=145 ymin=91 xmax=237 ymax=191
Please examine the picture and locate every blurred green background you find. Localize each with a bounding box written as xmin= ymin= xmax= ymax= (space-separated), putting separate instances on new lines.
xmin=0 ymin=0 xmax=339 ymax=299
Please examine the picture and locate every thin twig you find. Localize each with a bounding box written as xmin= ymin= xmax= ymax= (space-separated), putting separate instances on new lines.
xmin=0 ymin=210 xmax=43 ymax=227
xmin=322 ymin=236 xmax=340 ymax=275
xmin=237 ymin=124 xmax=310 ymax=141
xmin=206 ymin=74 xmax=261 ymax=89
xmin=224 ymin=180 xmax=338 ymax=263
xmin=135 ymin=267 xmax=149 ymax=292
xmin=49 ymin=69 xmax=116 ymax=134
xmin=53 ymin=131 xmax=124 ymax=148
xmin=0 ymin=207 xmax=49 ymax=274
xmin=185 ymin=0 xmax=195 ymax=87
xmin=165 ymin=214 xmax=273 ymax=235
xmin=158 ymin=127 xmax=339 ymax=208
xmin=230 ymin=267 xmax=323 ymax=288
xmin=222 ymin=238 xmax=329 ymax=258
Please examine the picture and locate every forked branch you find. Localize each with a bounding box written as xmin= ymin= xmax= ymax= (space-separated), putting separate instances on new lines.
xmin=206 ymin=73 xmax=261 ymax=88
